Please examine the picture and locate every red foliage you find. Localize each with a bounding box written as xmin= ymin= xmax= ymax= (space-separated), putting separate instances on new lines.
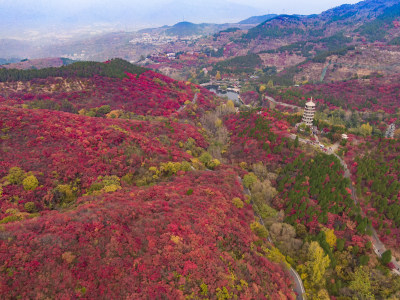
xmin=0 ymin=71 xmax=217 ymax=118
xmin=0 ymin=171 xmax=294 ymax=299
xmin=0 ymin=106 xmax=207 ymax=215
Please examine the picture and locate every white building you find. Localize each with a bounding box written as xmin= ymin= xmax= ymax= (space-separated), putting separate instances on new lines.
xmin=302 ymin=98 xmax=316 ymax=126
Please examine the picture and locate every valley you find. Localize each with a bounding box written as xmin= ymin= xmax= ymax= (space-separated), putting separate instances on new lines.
xmin=1 ymin=0 xmax=400 ymax=298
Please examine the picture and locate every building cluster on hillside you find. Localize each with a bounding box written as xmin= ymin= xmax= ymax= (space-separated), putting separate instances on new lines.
xmin=129 ymin=33 xmax=178 ymax=45
xmin=129 ymin=33 xmax=202 ymax=46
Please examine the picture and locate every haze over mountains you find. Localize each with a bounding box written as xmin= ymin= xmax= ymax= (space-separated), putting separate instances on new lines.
xmin=0 ymin=0 xmax=261 ymax=39
xmin=1 ymin=0 xmax=399 ymax=64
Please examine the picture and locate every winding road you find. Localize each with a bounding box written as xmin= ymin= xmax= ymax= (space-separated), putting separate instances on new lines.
xmin=333 ymin=154 xmax=400 ymax=275
xmin=237 ymin=176 xmax=306 ymax=300
xmin=265 ymin=94 xmax=400 ymax=275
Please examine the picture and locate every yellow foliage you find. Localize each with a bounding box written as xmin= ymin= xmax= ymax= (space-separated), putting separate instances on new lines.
xmin=306 ymin=241 xmax=330 ymax=287
xmin=102 ymin=184 xmax=121 ymax=193
xmin=170 ymin=235 xmax=182 ymax=244
xmin=232 ymin=197 xmax=244 ymax=208
xmin=149 ymin=166 xmax=159 ymax=174
xmin=0 ymin=186 xmax=2 ymax=198
xmin=262 ymin=246 xmax=290 ymax=268
xmin=22 ymin=175 xmax=39 ymax=191
xmin=250 ymin=221 xmax=268 ymax=239
xmin=316 ymin=289 xmax=330 ymax=300
xmin=106 ymin=110 xmax=123 ymax=119
xmin=259 ymin=84 xmax=266 ymax=93
xmin=24 ymin=202 xmax=37 ymax=213
xmin=322 ymin=228 xmax=337 ymax=248
xmin=6 ymin=167 xmax=26 ymax=185
xmin=360 ymin=123 xmax=372 ymax=137
xmin=239 ymin=162 xmax=248 ymax=170
xmin=226 ymin=100 xmax=235 ymax=109
xmin=55 ymin=184 xmax=75 ymax=203
xmin=109 ymin=125 xmax=128 ymax=134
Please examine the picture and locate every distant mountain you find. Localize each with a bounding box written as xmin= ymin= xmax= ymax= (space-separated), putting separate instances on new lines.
xmin=0 ymin=39 xmax=34 ymax=59
xmin=165 ymin=22 xmax=208 ymax=37
xmin=239 ymin=14 xmax=278 ymax=25
xmin=244 ymin=0 xmax=400 ymax=43
xmin=0 ymin=58 xmax=20 ymax=65
xmin=0 ymin=57 xmax=76 ymax=70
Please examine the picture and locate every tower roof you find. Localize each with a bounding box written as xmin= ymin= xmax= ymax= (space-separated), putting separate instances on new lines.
xmin=305 ymin=97 xmax=316 ymax=107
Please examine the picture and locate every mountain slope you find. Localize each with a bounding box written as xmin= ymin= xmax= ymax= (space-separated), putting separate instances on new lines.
xmin=239 ymin=14 xmax=278 ymax=25
xmin=244 ymin=0 xmax=400 ymax=43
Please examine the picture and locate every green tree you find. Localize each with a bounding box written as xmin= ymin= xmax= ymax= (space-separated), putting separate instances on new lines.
xmin=381 ymin=250 xmax=392 ymax=265
xmin=96 ymin=105 xmax=111 ymax=117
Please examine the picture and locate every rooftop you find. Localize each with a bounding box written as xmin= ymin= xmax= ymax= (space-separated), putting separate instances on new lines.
xmin=305 ymin=97 xmax=316 ymax=107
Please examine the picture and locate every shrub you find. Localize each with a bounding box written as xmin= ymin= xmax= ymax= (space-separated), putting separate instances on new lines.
xmin=121 ymin=173 xmax=134 ymax=185
xmin=381 ymin=250 xmax=392 ymax=265
xmin=207 ymin=159 xmax=221 ymax=170
xmin=22 ymin=175 xmax=39 ymax=190
xmin=232 ymin=197 xmax=244 ymax=208
xmin=243 ymin=173 xmax=258 ymax=189
xmin=250 ymin=221 xmax=268 ymax=239
xmin=199 ymin=152 xmax=213 ymax=166
xmin=6 ymin=167 xmax=26 ymax=184
xmin=359 ymin=255 xmax=369 ymax=266
xmin=53 ymin=184 xmax=75 ymax=204
xmin=24 ymin=202 xmax=37 ymax=213
xmin=102 ymin=184 xmax=121 ymax=193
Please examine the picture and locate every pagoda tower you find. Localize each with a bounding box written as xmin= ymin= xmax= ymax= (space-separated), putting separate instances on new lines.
xmin=302 ymin=97 xmax=316 ymax=126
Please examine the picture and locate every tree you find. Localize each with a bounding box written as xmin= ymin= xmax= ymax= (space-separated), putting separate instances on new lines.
xmin=349 ymin=266 xmax=373 ymax=299
xmin=381 ymin=250 xmax=392 ymax=265
xmin=322 ymin=228 xmax=337 ymax=248
xmin=360 ymin=123 xmax=373 ymax=137
xmin=215 ymin=71 xmax=221 ymax=81
xmin=306 ymin=241 xmax=331 ymax=288
xmin=243 ymin=173 xmax=258 ymax=189
xmin=6 ymin=167 xmax=26 ymax=184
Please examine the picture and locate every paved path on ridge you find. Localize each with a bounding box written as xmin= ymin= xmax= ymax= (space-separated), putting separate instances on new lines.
xmin=177 ymin=93 xmax=198 ymax=112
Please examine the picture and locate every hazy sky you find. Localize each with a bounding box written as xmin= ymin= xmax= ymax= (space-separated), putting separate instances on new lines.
xmin=0 ymin=0 xmax=361 ymax=15
xmin=0 ymin=0 xmax=362 ymax=38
